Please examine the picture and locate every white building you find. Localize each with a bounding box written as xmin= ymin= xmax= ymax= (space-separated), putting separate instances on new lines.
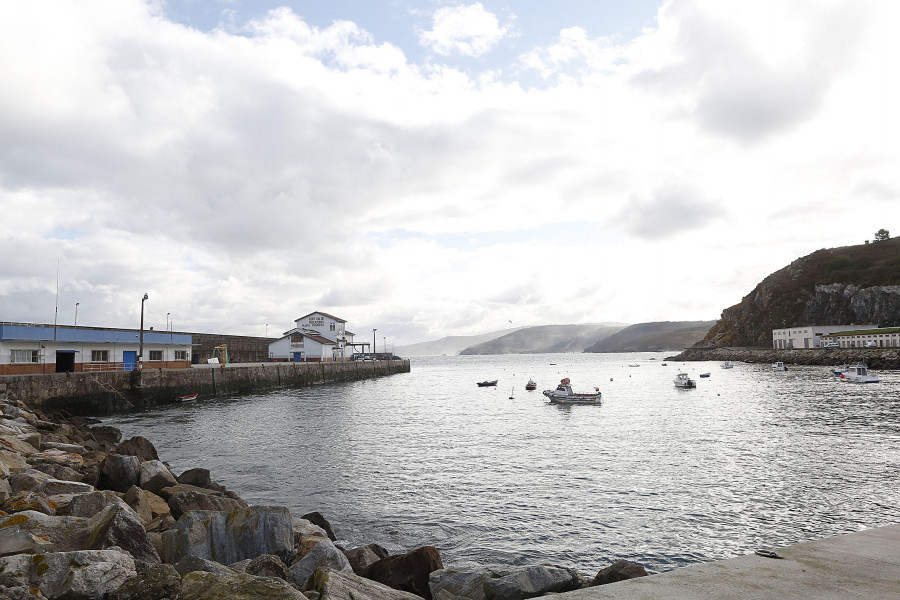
xmin=268 ymin=311 xmax=360 ymax=362
xmin=820 ymin=328 xmax=900 ymax=348
xmin=771 ymin=324 xmax=876 ymax=349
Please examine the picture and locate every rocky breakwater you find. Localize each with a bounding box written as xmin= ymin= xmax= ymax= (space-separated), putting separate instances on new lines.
xmin=0 ymin=394 xmax=650 ymax=600
xmin=669 ymin=346 xmax=900 ymax=369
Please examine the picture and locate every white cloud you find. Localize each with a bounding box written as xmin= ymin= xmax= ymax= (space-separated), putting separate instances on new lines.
xmin=417 ymin=3 xmax=511 ymax=57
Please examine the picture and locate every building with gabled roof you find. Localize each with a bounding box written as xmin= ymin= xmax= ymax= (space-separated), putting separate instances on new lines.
xmin=268 ymin=311 xmax=364 ymax=362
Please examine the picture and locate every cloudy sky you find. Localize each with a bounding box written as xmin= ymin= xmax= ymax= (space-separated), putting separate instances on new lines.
xmin=1 ymin=0 xmax=897 ymax=345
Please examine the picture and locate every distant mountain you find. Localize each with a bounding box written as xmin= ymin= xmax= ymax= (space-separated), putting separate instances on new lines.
xmin=394 ymin=327 xmax=522 ymax=356
xmin=460 ymin=323 xmax=628 ymax=355
xmin=700 ymin=238 xmax=900 ymax=347
xmin=583 ymin=321 xmax=716 ymax=352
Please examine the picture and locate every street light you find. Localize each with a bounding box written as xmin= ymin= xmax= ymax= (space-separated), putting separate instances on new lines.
xmin=139 ymin=293 xmax=148 ymax=370
xmin=266 ymin=323 xmax=269 ymax=337
xmin=74 ymin=302 xmax=79 ymax=327
xmin=372 ymin=328 xmax=377 ymax=360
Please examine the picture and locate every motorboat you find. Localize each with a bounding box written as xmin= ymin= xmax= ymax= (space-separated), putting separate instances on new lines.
xmin=628 ymin=364 xmax=640 ymax=367
xmin=477 ymin=380 xmax=498 ymax=387
xmin=673 ymin=373 xmax=696 ymax=388
xmin=835 ymin=363 xmax=879 ymax=383
xmin=699 ymin=372 xmax=711 ymax=378
xmin=721 ymin=362 xmax=733 ymax=369
xmin=176 ymin=393 xmax=198 ymax=403
xmin=525 ymin=379 xmax=537 ymax=391
xmin=772 ymin=362 xmax=788 ymax=371
xmin=542 ymin=378 xmax=602 ymax=405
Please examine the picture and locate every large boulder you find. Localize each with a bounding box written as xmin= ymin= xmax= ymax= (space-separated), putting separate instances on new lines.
xmin=365 ymin=546 xmax=443 ymax=600
xmin=98 ymin=453 xmax=141 ymax=493
xmin=0 ymin=435 xmax=38 ymax=456
xmin=26 ymin=449 xmax=83 ymax=470
xmin=67 ymin=489 xmax=129 ymax=518
xmin=180 ymin=571 xmax=307 ymax=600
xmin=89 ymin=425 xmax=122 ymax=449
xmin=1 ymin=490 xmax=56 ymax=515
xmin=161 ymin=506 xmax=294 ymax=566
xmin=8 ymin=469 xmax=51 ymax=493
xmin=308 ymin=568 xmax=425 ymax=600
xmin=116 ymin=436 xmax=159 ymax=462
xmin=123 ymin=485 xmax=170 ymax=525
xmin=0 ymin=549 xmax=136 ymax=599
xmin=0 ymin=450 xmax=29 ymax=478
xmin=166 ymin=489 xmax=247 ymax=520
xmin=139 ymin=459 xmax=178 ymax=494
xmin=589 ymin=560 xmax=649 ymax=586
xmin=344 ymin=543 xmax=390 ymax=576
xmin=87 ymin=503 xmax=162 ymax=570
xmin=177 ymin=467 xmax=212 ymax=488
xmin=289 ymin=538 xmax=353 ymax=586
xmin=108 ymin=563 xmax=182 ymax=600
xmin=174 ymin=555 xmax=236 ymax=577
xmin=293 ymin=517 xmax=330 ymax=541
xmin=232 ymin=553 xmax=292 ymax=580
xmin=302 ymin=511 xmax=337 ymax=541
xmin=482 ymin=565 xmax=584 ymax=600
xmin=0 ymin=526 xmax=54 ymax=556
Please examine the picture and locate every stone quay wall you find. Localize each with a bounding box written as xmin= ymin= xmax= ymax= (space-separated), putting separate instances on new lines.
xmin=668 ymin=346 xmax=900 ymax=369
xmin=0 ymin=359 xmax=410 ymax=415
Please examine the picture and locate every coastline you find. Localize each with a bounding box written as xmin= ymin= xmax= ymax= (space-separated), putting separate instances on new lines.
xmin=666 ymin=346 xmax=900 ymax=369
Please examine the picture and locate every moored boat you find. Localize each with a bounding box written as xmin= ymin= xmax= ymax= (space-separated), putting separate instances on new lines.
xmin=673 ymin=373 xmax=695 ymax=388
xmin=542 ymin=378 xmax=602 ymax=405
xmin=176 ymin=393 xmax=198 ymax=403
xmin=699 ymin=372 xmax=710 ymax=378
xmin=835 ymin=363 xmax=879 ymax=383
xmin=525 ymin=379 xmax=537 ymax=391
xmin=477 ymin=380 xmax=498 ymax=387
xmin=772 ymin=362 xmax=788 ymax=371
xmin=721 ymin=362 xmax=733 ymax=369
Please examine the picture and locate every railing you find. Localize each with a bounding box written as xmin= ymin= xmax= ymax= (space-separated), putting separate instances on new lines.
xmin=82 ymin=363 xmax=126 ymax=372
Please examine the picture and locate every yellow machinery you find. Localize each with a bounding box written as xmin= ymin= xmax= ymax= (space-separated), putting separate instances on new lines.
xmin=214 ymin=344 xmax=228 ymax=366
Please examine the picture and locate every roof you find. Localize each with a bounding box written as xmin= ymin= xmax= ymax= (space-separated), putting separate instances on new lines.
xmin=294 ymin=311 xmax=346 ymax=323
xmin=304 ymin=334 xmax=337 ymax=345
xmin=0 ymin=324 xmax=191 ymax=346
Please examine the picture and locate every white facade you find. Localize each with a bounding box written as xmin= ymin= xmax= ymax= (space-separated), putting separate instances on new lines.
xmin=820 ymin=328 xmax=900 ymax=348
xmin=268 ymin=311 xmax=356 ymax=362
xmin=772 ymin=324 xmax=877 ymax=349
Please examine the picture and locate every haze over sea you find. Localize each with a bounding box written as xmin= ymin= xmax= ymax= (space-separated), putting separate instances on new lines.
xmin=105 ymin=353 xmax=900 ymax=575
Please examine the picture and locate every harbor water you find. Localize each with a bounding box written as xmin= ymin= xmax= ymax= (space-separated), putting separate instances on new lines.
xmin=103 ymin=353 xmax=900 ymax=575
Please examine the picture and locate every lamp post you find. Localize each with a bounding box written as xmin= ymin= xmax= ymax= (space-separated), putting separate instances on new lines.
xmin=383 ymin=336 xmax=386 ymax=355
xmin=139 ymin=293 xmax=148 ymax=370
xmin=74 ymin=302 xmax=79 ymax=327
xmin=266 ymin=323 xmax=269 ymax=337
xmin=372 ymin=328 xmax=377 ymax=360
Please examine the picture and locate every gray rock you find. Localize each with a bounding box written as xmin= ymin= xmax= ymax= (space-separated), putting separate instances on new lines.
xmin=290 ymin=538 xmax=353 ymax=586
xmin=27 ymin=460 xmax=83 ymax=482
xmin=166 ymin=489 xmax=247 ymax=520
xmin=162 ymin=505 xmax=294 ymax=566
xmin=294 ymin=517 xmax=329 ymax=540
xmin=0 ymin=450 xmax=28 ymax=478
xmin=89 ymin=425 xmax=122 ymax=449
xmin=108 ymin=563 xmax=182 ymax=600
xmin=177 ymin=467 xmax=212 ymax=488
xmin=309 ymin=568 xmax=425 ymax=600
xmin=115 ymin=436 xmax=158 ymax=461
xmin=302 ymin=511 xmax=337 ymax=541
xmin=40 ymin=441 xmax=87 ymax=455
xmin=98 ymin=453 xmax=141 ymax=493
xmin=67 ymin=489 xmax=129 ymax=517
xmin=8 ymin=469 xmax=51 ymax=493
xmin=0 ymin=526 xmax=54 ymax=556
xmin=180 ymin=571 xmax=307 ymax=600
xmin=42 ymin=478 xmax=93 ymax=496
xmin=236 ymin=553 xmax=292 ymax=580
xmin=590 ymin=560 xmax=649 ymax=586
xmin=1 ymin=490 xmax=56 ymax=515
xmin=0 ymin=549 xmax=136 ymax=599
xmin=174 ymin=554 xmax=236 ymax=576
xmin=0 ymin=477 xmax=10 ymax=503
xmin=366 ymin=546 xmax=442 ymax=599
xmin=344 ymin=543 xmax=390 ymax=576
xmin=139 ymin=459 xmax=178 ymax=494
xmin=483 ymin=565 xmax=585 ymax=600
xmin=430 ymin=567 xmax=509 ymax=600
xmin=88 ymin=503 xmax=162 ymax=570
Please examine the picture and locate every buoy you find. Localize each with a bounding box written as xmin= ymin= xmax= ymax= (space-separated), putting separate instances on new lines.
xmin=610 ymin=377 xmax=613 ymax=381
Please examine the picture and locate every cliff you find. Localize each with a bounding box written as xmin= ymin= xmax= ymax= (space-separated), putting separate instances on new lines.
xmin=699 ymin=238 xmax=900 ymax=347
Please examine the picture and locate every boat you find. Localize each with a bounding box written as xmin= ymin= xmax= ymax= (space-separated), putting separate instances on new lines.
xmin=772 ymin=362 xmax=788 ymax=371
xmin=542 ymin=378 xmax=602 ymax=405
xmin=525 ymin=379 xmax=537 ymax=391
xmin=673 ymin=373 xmax=696 ymax=388
xmin=835 ymin=363 xmax=880 ymax=383
xmin=698 ymin=372 xmax=711 ymax=378
xmin=721 ymin=362 xmax=733 ymax=369
xmin=628 ymin=364 xmax=640 ymax=367
xmin=176 ymin=393 xmax=198 ymax=403
xmin=477 ymin=380 xmax=498 ymax=387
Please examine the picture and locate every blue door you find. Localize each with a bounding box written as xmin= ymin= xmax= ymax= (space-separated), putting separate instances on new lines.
xmin=123 ymin=351 xmax=137 ymax=371
xmin=292 ymin=352 xmax=303 ymax=362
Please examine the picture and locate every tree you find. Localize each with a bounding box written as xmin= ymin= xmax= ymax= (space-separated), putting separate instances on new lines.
xmin=874 ymin=229 xmax=890 ymax=242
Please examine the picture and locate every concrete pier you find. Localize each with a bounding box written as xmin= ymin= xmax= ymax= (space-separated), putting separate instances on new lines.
xmin=562 ymin=524 xmax=900 ymax=599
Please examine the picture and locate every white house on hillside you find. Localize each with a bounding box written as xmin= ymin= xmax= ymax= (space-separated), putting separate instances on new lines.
xmin=268 ymin=311 xmax=361 ymax=362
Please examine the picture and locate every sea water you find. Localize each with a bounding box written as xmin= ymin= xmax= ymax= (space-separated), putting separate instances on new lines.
xmin=103 ymin=353 xmax=900 ymax=575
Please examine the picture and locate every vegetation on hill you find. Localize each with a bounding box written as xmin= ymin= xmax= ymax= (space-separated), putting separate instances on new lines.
xmin=459 ymin=324 xmax=626 ymax=355
xmin=584 ymin=321 xmax=716 ymax=352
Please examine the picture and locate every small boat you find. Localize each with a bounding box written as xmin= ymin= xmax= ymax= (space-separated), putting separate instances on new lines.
xmin=542 ymin=378 xmax=602 ymax=405
xmin=698 ymin=372 xmax=711 ymax=378
xmin=673 ymin=373 xmax=696 ymax=388
xmin=772 ymin=362 xmax=788 ymax=371
xmin=176 ymin=393 xmax=198 ymax=403
xmin=525 ymin=379 xmax=537 ymax=391
xmin=835 ymin=363 xmax=879 ymax=383
xmin=628 ymin=364 xmax=640 ymax=367
xmin=477 ymin=380 xmax=498 ymax=387
xmin=721 ymin=362 xmax=733 ymax=369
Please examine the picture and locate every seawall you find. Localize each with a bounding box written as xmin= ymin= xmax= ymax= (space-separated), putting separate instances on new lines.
xmin=0 ymin=359 xmax=410 ymax=415
xmin=667 ymin=347 xmax=900 ymax=369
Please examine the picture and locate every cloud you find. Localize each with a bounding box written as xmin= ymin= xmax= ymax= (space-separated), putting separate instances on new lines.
xmin=617 ymin=182 xmax=726 ymax=240
xmin=417 ymin=3 xmax=512 ymax=57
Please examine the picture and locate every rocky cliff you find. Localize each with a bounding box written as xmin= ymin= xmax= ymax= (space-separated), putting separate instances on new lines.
xmin=699 ymin=238 xmax=900 ymax=347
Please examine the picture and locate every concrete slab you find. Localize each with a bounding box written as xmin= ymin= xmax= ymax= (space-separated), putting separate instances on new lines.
xmin=559 ymin=524 xmax=900 ymax=600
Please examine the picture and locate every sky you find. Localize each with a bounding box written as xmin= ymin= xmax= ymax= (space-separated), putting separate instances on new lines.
xmin=1 ymin=0 xmax=897 ymax=346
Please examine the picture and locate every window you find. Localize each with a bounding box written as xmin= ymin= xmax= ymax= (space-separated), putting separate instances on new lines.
xmin=11 ymin=349 xmax=38 ymax=363
xmin=174 ymin=350 xmax=187 ymax=361
xmin=91 ymin=350 xmax=109 ymax=362
xmin=330 ymin=323 xmax=336 ymax=331
xmin=149 ymin=350 xmax=162 ymax=361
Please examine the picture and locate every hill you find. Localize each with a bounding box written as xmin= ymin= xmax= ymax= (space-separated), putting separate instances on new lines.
xmin=700 ymin=237 xmax=900 ymax=347
xmin=459 ymin=323 xmax=627 ymax=355
xmin=584 ymin=321 xmax=716 ymax=352
xmin=394 ymin=327 xmax=522 ymax=356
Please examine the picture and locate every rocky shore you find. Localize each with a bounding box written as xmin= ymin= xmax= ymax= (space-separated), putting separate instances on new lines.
xmin=667 ymin=347 xmax=900 ymax=369
xmin=0 ymin=391 xmax=649 ymax=600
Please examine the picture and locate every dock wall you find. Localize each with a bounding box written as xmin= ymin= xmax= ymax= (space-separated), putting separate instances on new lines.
xmin=0 ymin=359 xmax=410 ymax=415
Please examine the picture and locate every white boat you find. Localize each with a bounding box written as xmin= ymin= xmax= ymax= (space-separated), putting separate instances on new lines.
xmin=721 ymin=362 xmax=733 ymax=369
xmin=674 ymin=373 xmax=696 ymax=388
xmin=835 ymin=363 xmax=879 ymax=383
xmin=542 ymin=378 xmax=602 ymax=405
xmin=772 ymin=362 xmax=788 ymax=371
